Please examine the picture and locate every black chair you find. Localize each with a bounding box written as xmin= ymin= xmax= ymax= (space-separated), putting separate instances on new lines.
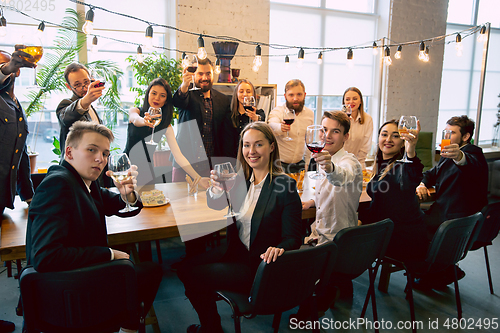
xmin=20 ymin=260 xmax=145 ymax=333
xmin=216 ymin=242 xmax=337 ymax=333
xmin=329 ymin=219 xmax=394 ymax=331
xmin=384 ymin=212 xmax=482 ymax=333
xmin=465 ymin=202 xmax=500 ymax=294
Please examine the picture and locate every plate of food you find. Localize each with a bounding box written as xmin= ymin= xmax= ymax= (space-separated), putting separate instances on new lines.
xmin=140 ymin=189 xmax=170 ymax=207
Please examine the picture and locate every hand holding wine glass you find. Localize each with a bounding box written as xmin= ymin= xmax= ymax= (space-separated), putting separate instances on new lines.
xmin=243 ymin=96 xmax=258 ymax=121
xmin=214 ymin=162 xmax=239 ymax=218
xmin=107 ymin=153 xmax=138 ymax=213
xmin=20 ymin=35 xmax=43 ymax=87
xmin=184 ymin=54 xmax=200 ymax=91
xmin=282 ymin=109 xmax=296 ymax=141
xmin=397 ymin=115 xmax=418 ymax=163
xmin=305 ymin=125 xmax=326 ymax=180
xmin=145 ymin=107 xmax=162 ymax=145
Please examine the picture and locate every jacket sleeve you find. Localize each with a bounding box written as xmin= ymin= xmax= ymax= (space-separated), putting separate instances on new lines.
xmin=257 ymin=109 xmax=266 ymax=122
xmin=422 ymin=163 xmax=438 ymax=187
xmin=400 ymin=156 xmax=424 ymax=192
xmin=276 ymin=177 xmax=303 ymax=251
xmin=172 ymin=88 xmax=190 ymax=110
xmin=56 ymin=98 xmax=86 ymax=128
xmin=16 ymin=144 xmax=34 ymax=201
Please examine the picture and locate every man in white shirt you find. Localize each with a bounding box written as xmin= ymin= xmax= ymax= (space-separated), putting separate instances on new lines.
xmin=268 ymin=79 xmax=314 ymax=173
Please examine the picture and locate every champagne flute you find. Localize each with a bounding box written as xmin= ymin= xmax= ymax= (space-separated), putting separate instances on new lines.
xmin=305 ymin=125 xmax=326 ymax=180
xmin=185 ymin=54 xmax=200 ymax=91
xmin=108 ymin=153 xmax=138 ymax=213
xmin=20 ymin=34 xmax=43 ymax=88
xmin=283 ymin=108 xmax=295 ymax=141
xmin=243 ymin=96 xmax=256 ymax=121
xmin=214 ymin=162 xmax=239 ymax=218
xmin=397 ymin=115 xmax=418 ymax=163
xmin=145 ymin=107 xmax=162 ymax=145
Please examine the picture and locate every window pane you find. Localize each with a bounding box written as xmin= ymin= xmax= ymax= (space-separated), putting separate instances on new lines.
xmin=271 ymin=0 xmax=321 ymax=7
xmin=447 ymin=0 xmax=475 ymax=25
xmin=477 ymin=0 xmax=500 ymax=28
xmin=325 ymin=0 xmax=375 ymax=13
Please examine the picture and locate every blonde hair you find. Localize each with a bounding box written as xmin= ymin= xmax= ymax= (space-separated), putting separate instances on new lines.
xmin=66 ymin=121 xmax=114 ymax=148
xmin=343 ymin=87 xmax=366 ymax=125
xmin=237 ymin=122 xmax=283 ymax=180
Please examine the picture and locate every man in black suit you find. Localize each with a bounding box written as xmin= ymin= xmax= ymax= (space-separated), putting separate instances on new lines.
xmin=0 ymin=45 xmax=36 ymax=333
xmin=26 ymin=121 xmax=162 ymax=332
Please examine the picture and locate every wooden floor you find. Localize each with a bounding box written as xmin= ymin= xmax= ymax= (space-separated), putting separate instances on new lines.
xmin=1 ymin=234 xmax=499 ymax=332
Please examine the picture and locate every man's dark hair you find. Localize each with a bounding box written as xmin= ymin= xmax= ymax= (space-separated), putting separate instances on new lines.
xmin=64 ymin=63 xmax=90 ymax=84
xmin=198 ymin=57 xmax=213 ymax=67
xmin=447 ymin=115 xmax=475 ymax=143
xmin=322 ymin=110 xmax=351 ymax=135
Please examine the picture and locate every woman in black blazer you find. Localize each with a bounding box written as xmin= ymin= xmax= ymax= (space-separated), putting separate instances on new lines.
xmin=178 ymin=122 xmax=303 ymax=333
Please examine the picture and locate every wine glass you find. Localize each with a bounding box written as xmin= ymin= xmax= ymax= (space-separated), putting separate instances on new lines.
xmin=146 ymin=107 xmax=162 ymax=145
xmin=342 ymin=104 xmax=352 ymax=118
xmin=283 ymin=108 xmax=295 ymax=141
xmin=214 ymin=162 xmax=239 ymax=218
xmin=243 ymin=96 xmax=256 ymax=121
xmin=20 ymin=34 xmax=43 ymax=88
xmin=184 ymin=54 xmax=200 ymax=91
xmin=108 ymin=153 xmax=138 ymax=213
xmin=305 ymin=125 xmax=326 ymax=180
xmin=397 ymin=115 xmax=418 ymax=163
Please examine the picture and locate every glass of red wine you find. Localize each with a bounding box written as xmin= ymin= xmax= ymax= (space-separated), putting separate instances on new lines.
xmin=342 ymin=104 xmax=352 ymax=118
xmin=184 ymin=54 xmax=200 ymax=91
xmin=214 ymin=162 xmax=239 ymax=218
xmin=243 ymin=96 xmax=256 ymax=121
xmin=305 ymin=125 xmax=326 ymax=180
xmin=283 ymin=108 xmax=295 ymax=141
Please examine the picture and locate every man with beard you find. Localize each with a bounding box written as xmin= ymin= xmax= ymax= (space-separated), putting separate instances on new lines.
xmin=0 ymin=46 xmax=35 ymax=333
xmin=415 ymin=115 xmax=488 ymax=288
xmin=172 ymin=57 xmax=231 ymax=181
xmin=268 ymin=79 xmax=314 ymax=173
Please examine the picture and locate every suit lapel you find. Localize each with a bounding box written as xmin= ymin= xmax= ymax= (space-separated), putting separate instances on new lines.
xmin=249 ymin=175 xmax=273 ymax=246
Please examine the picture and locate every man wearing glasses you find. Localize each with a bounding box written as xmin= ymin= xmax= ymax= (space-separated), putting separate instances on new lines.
xmin=56 ymin=63 xmax=104 ymax=160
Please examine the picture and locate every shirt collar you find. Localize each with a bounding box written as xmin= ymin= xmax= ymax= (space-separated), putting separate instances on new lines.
xmin=250 ymin=172 xmax=269 ymax=188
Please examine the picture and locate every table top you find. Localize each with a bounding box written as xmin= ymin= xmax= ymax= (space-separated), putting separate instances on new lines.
xmin=1 ymin=178 xmax=371 ymax=261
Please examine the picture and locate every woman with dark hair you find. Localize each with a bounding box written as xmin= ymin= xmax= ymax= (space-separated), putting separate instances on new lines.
xmin=178 ymin=122 xmax=303 ymax=333
xmin=124 ymin=78 xmax=209 ymax=187
xmin=342 ymin=87 xmax=373 ymax=169
xmin=361 ymin=119 xmax=427 ymax=261
xmin=225 ymin=80 xmax=266 ymax=157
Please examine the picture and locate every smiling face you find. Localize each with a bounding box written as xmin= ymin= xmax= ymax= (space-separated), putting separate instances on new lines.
xmin=378 ymin=123 xmax=404 ymax=160
xmin=321 ymin=117 xmax=349 ymax=156
xmin=194 ymin=63 xmax=213 ymax=92
xmin=343 ymin=90 xmax=361 ymax=113
xmin=237 ymin=82 xmax=254 ymax=105
xmin=148 ymin=85 xmax=167 ymax=109
xmin=285 ymin=85 xmax=306 ymax=113
xmin=242 ymin=129 xmax=274 ymax=173
xmin=65 ymin=131 xmax=110 ymax=185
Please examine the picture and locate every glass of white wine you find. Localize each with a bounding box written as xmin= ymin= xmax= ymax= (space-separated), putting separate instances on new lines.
xmin=146 ymin=107 xmax=162 ymax=145
xmin=108 ymin=153 xmax=138 ymax=213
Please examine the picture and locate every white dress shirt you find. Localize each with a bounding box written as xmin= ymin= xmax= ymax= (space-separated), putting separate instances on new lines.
xmin=268 ymin=104 xmax=314 ymax=166
xmin=304 ymin=148 xmax=362 ymax=246
xmin=343 ymin=112 xmax=373 ymax=170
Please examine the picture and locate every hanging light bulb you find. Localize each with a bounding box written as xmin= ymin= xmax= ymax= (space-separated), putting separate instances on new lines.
xmin=395 ymin=45 xmax=402 ymax=59
xmin=455 ymin=33 xmax=463 ymax=57
xmin=215 ymin=58 xmax=221 ymax=74
xmin=144 ymin=25 xmax=153 ymax=50
xmin=252 ymin=64 xmax=260 ymax=73
xmin=297 ymin=48 xmax=305 ymax=68
xmin=285 ymin=55 xmax=290 ymax=70
xmin=137 ymin=46 xmax=144 ymax=63
xmin=424 ymin=46 xmax=430 ymax=62
xmin=372 ymin=41 xmax=378 ymax=56
xmin=82 ymin=8 xmax=94 ymax=35
xmin=477 ymin=25 xmax=487 ymax=42
xmin=91 ymin=36 xmax=98 ymax=53
xmin=0 ymin=12 xmax=7 ymax=37
xmin=384 ymin=46 xmax=392 ymax=66
xmin=197 ymin=35 xmax=207 ymax=60
xmin=346 ymin=48 xmax=354 ymax=68
xmin=35 ymin=21 xmax=45 ymax=39
xmin=253 ymin=45 xmax=262 ymax=69
xmin=317 ymin=52 xmax=323 ymax=65
xmin=418 ymin=41 xmax=426 ymax=61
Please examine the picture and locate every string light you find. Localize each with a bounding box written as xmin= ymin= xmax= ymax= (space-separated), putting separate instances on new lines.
xmin=424 ymin=46 xmax=430 ymax=62
xmin=137 ymin=45 xmax=143 ymax=63
xmin=37 ymin=21 xmax=45 ymax=35
xmin=253 ymin=45 xmax=262 ymax=69
xmin=384 ymin=46 xmax=392 ymax=66
xmin=477 ymin=25 xmax=487 ymax=42
xmin=82 ymin=7 xmax=94 ymax=35
xmin=395 ymin=45 xmax=402 ymax=59
xmin=0 ymin=10 xmax=7 ymax=37
xmin=455 ymin=33 xmax=463 ymax=57
xmin=144 ymin=25 xmax=153 ymax=50
xmin=91 ymin=35 xmax=98 ymax=53
xmin=418 ymin=41 xmax=426 ymax=61
xmin=197 ymin=35 xmax=207 ymax=60
xmin=285 ymin=55 xmax=290 ymax=70
xmin=297 ymin=48 xmax=304 ymax=68
xmin=372 ymin=41 xmax=378 ymax=56
xmin=317 ymin=52 xmax=323 ymax=65
xmin=215 ymin=57 xmax=221 ymax=74
xmin=347 ymin=48 xmax=354 ymax=68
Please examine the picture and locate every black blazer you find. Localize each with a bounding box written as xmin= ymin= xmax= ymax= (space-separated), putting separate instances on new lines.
xmin=26 ymin=160 xmax=142 ymax=272
xmin=56 ymin=93 xmax=102 ymax=158
xmin=172 ymin=88 xmax=231 ymax=168
xmin=207 ymin=173 xmax=303 ymax=270
xmin=0 ymin=77 xmax=33 ymax=210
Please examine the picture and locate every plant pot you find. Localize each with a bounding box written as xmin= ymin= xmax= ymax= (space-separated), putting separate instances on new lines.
xmin=28 ymin=152 xmax=39 ymax=174
xmin=153 ymin=150 xmax=172 ymax=167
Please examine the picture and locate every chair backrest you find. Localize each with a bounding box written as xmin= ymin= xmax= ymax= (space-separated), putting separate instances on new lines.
xmin=426 ymin=212 xmax=482 ymax=266
xmin=247 ymin=242 xmax=337 ymax=315
xmin=20 ymin=260 xmax=138 ymax=333
xmin=470 ymin=202 xmax=500 ymax=250
xmin=332 ymin=219 xmax=394 ymax=278
xmin=415 ymin=131 xmax=434 ymax=172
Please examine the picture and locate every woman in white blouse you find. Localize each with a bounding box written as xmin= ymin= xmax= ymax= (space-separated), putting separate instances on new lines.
xmin=342 ymin=87 xmax=373 ymax=169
